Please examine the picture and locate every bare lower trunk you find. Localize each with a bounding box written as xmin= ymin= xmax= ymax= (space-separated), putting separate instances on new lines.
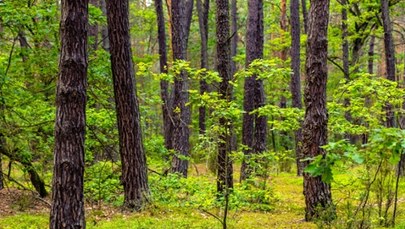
xmin=216 ymin=0 xmax=233 ymax=194
xmin=154 ymin=0 xmax=173 ymax=150
xmin=302 ymin=0 xmax=335 ymax=221
xmin=107 ymin=0 xmax=150 ymax=209
xmin=241 ymin=0 xmax=266 ymax=181
xmin=170 ymin=0 xmax=193 ymax=177
xmin=290 ymin=0 xmax=303 ymax=176
xmin=50 ymin=0 xmax=88 ymax=227
xmin=197 ymin=0 xmax=210 ymax=135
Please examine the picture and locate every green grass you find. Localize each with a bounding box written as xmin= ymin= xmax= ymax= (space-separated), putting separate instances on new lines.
xmin=1 ymin=166 xmax=404 ymax=228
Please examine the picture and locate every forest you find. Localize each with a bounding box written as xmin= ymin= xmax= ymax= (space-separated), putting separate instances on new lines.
xmin=0 ymin=0 xmax=404 ymax=228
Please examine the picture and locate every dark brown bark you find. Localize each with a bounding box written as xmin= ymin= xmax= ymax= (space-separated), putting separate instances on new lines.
xmin=381 ymin=0 xmax=396 ymax=128
xmin=196 ymin=0 xmax=210 ymax=135
xmin=106 ymin=0 xmax=149 ymax=209
xmin=241 ymin=0 xmax=266 ymax=181
xmin=290 ymin=0 xmax=304 ymax=176
xmin=301 ymin=0 xmax=308 ymax=34
xmin=230 ymin=0 xmax=238 ymax=75
xmin=170 ymin=0 xmax=193 ymax=177
xmin=216 ymin=0 xmax=234 ymax=194
xmin=154 ymin=0 xmax=173 ymax=150
xmin=50 ymin=0 xmax=88 ymax=228
xmin=100 ymin=0 xmax=109 ymax=51
xmin=302 ymin=0 xmax=334 ymax=221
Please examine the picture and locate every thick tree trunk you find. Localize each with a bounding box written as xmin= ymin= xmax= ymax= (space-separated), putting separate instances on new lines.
xmin=106 ymin=0 xmax=149 ymax=209
xmin=196 ymin=0 xmax=210 ymax=135
xmin=241 ymin=0 xmax=266 ymax=181
xmin=170 ymin=0 xmax=193 ymax=177
xmin=50 ymin=0 xmax=88 ymax=228
xmin=154 ymin=0 xmax=173 ymax=150
xmin=302 ymin=0 xmax=334 ymax=221
xmin=290 ymin=0 xmax=303 ymax=176
xmin=381 ymin=0 xmax=396 ymax=128
xmin=216 ymin=0 xmax=234 ymax=194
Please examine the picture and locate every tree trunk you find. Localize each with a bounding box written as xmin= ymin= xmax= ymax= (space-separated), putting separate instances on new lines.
xmin=100 ymin=0 xmax=109 ymax=51
xmin=381 ymin=0 xmax=396 ymax=128
xmin=368 ymin=35 xmax=375 ymax=75
xmin=230 ymin=0 xmax=238 ymax=75
xmin=106 ymin=0 xmax=150 ymax=209
xmin=154 ymin=0 xmax=173 ymax=151
xmin=216 ymin=0 xmax=233 ymax=194
xmin=196 ymin=0 xmax=210 ymax=135
xmin=302 ymin=0 xmax=334 ymax=221
xmin=301 ymin=0 xmax=308 ymax=34
xmin=89 ymin=0 xmax=99 ymax=50
xmin=50 ymin=0 xmax=88 ymax=228
xmin=290 ymin=0 xmax=303 ymax=176
xmin=170 ymin=0 xmax=193 ymax=177
xmin=241 ymin=0 xmax=266 ymax=181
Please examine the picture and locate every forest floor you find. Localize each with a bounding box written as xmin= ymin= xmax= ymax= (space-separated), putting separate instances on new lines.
xmin=0 ymin=164 xmax=404 ymax=228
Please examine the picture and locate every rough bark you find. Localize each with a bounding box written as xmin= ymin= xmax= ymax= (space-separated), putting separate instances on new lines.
xmin=50 ymin=0 xmax=88 ymax=228
xmin=302 ymin=0 xmax=334 ymax=221
xmin=290 ymin=0 xmax=304 ymax=176
xmin=216 ymin=0 xmax=234 ymax=194
xmin=241 ymin=0 xmax=266 ymax=181
xmin=301 ymin=0 xmax=308 ymax=33
xmin=196 ymin=0 xmax=210 ymax=135
xmin=170 ymin=0 xmax=193 ymax=177
xmin=381 ymin=0 xmax=396 ymax=128
xmin=154 ymin=0 xmax=173 ymax=150
xmin=230 ymin=0 xmax=238 ymax=75
xmin=106 ymin=0 xmax=149 ymax=209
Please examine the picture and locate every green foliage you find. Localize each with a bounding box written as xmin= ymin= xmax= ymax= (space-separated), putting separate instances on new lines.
xmin=84 ymin=161 xmax=122 ymax=204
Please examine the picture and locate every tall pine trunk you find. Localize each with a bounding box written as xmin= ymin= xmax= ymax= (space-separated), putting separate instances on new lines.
xmin=290 ymin=0 xmax=303 ymax=176
xmin=170 ymin=0 xmax=193 ymax=177
xmin=302 ymin=0 xmax=335 ymax=221
xmin=50 ymin=0 xmax=88 ymax=227
xmin=196 ymin=0 xmax=210 ymax=135
xmin=216 ymin=0 xmax=234 ymax=194
xmin=154 ymin=0 xmax=173 ymax=150
xmin=241 ymin=0 xmax=266 ymax=181
xmin=106 ymin=0 xmax=149 ymax=209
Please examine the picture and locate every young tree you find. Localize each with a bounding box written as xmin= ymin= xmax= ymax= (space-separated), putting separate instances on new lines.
xmin=241 ymin=0 xmax=266 ymax=181
xmin=302 ymin=0 xmax=335 ymax=221
xmin=196 ymin=0 xmax=210 ymax=135
xmin=216 ymin=0 xmax=233 ymax=194
xmin=290 ymin=0 xmax=304 ymax=176
xmin=106 ymin=0 xmax=149 ymax=209
xmin=50 ymin=0 xmax=88 ymax=228
xmin=170 ymin=0 xmax=193 ymax=177
xmin=100 ymin=0 xmax=109 ymax=51
xmin=154 ymin=0 xmax=173 ymax=150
